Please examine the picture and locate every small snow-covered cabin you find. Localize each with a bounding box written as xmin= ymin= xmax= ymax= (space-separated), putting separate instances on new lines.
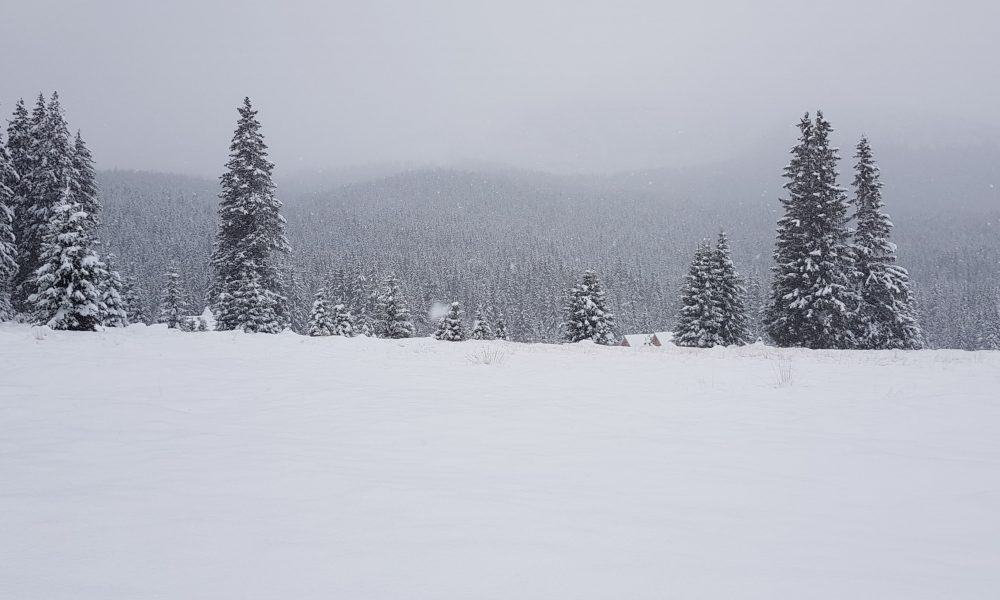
xmin=619 ymin=334 xmax=654 ymax=347
xmin=620 ymin=331 xmax=674 ymax=347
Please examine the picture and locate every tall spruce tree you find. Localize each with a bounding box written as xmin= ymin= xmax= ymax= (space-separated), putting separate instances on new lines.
xmin=332 ymin=304 xmax=355 ymax=337
xmin=158 ymin=265 xmax=187 ymax=329
xmin=494 ymin=311 xmax=509 ymax=341
xmin=563 ymin=270 xmax=615 ymax=345
xmin=674 ymin=242 xmax=722 ymax=347
xmin=0 ymin=125 xmax=17 ymax=321
xmin=434 ymin=302 xmax=466 ymax=341
xmin=121 ymin=274 xmax=147 ymax=325
xmin=70 ymin=131 xmax=100 ymax=231
xmin=13 ymin=93 xmax=75 ymax=310
xmin=99 ymin=253 xmax=129 ymax=327
xmin=211 ymin=97 xmax=290 ymax=333
xmin=765 ymin=112 xmax=859 ymax=348
xmin=29 ymin=194 xmax=109 ymax=330
xmin=375 ymin=275 xmax=415 ymax=338
xmin=307 ymin=289 xmax=335 ymax=336
xmin=712 ymin=231 xmax=752 ymax=346
xmin=470 ymin=304 xmax=495 ymax=340
xmin=851 ymin=137 xmax=922 ymax=349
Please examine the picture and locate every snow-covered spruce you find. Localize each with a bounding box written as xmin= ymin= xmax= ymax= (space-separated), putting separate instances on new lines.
xmin=29 ymin=195 xmax=110 ymax=331
xmin=712 ymin=231 xmax=752 ymax=346
xmin=307 ymin=289 xmax=335 ymax=336
xmin=470 ymin=304 xmax=494 ymax=340
xmin=434 ymin=302 xmax=466 ymax=341
xmin=494 ymin=312 xmax=509 ymax=341
xmin=0 ymin=118 xmax=18 ymax=321
xmin=13 ymin=94 xmax=76 ymax=312
xmin=563 ymin=270 xmax=615 ymax=345
xmin=332 ymin=304 xmax=355 ymax=337
xmin=158 ymin=265 xmax=187 ymax=329
xmin=210 ymin=97 xmax=290 ymax=333
xmin=121 ymin=273 xmax=147 ymax=325
xmin=674 ymin=241 xmax=722 ymax=347
xmin=765 ymin=112 xmax=859 ymax=349
xmin=98 ymin=253 xmax=129 ymax=327
xmin=850 ymin=138 xmax=922 ymax=349
xmin=375 ymin=275 xmax=414 ymax=338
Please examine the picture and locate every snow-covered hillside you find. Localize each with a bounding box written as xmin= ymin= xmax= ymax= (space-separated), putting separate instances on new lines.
xmin=2 ymin=324 xmax=999 ymax=599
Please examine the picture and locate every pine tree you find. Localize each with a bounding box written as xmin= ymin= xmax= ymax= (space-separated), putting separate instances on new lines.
xmin=121 ymin=274 xmax=147 ymax=324
xmin=712 ymin=231 xmax=751 ymax=346
xmin=13 ymin=93 xmax=74 ymax=310
xmin=434 ymin=302 xmax=466 ymax=341
xmin=211 ymin=97 xmax=290 ymax=333
xmin=674 ymin=242 xmax=722 ymax=347
xmin=494 ymin=311 xmax=509 ymax=341
xmin=0 ymin=119 xmax=18 ymax=321
xmin=470 ymin=304 xmax=494 ymax=340
xmin=563 ymin=270 xmax=615 ymax=345
xmin=158 ymin=265 xmax=187 ymax=329
xmin=98 ymin=253 xmax=129 ymax=327
xmin=765 ymin=112 xmax=859 ymax=349
xmin=332 ymin=304 xmax=355 ymax=337
xmin=29 ymin=195 xmax=108 ymax=331
xmin=70 ymin=131 xmax=99 ymax=231
xmin=851 ymin=137 xmax=922 ymax=349
xmin=307 ymin=289 xmax=335 ymax=336
xmin=375 ymin=275 xmax=415 ymax=338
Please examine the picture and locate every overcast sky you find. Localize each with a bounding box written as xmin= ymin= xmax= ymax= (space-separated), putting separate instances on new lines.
xmin=2 ymin=0 xmax=998 ymax=176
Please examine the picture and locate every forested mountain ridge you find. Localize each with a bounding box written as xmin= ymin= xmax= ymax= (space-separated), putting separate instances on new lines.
xmin=96 ymin=146 xmax=1000 ymax=348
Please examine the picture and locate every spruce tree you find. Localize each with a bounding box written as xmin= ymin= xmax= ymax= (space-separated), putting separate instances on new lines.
xmin=158 ymin=265 xmax=187 ymax=329
xmin=563 ymin=270 xmax=615 ymax=345
xmin=332 ymin=304 xmax=355 ymax=337
xmin=851 ymin=137 xmax=922 ymax=349
xmin=13 ymin=93 xmax=74 ymax=310
xmin=307 ymin=289 xmax=335 ymax=336
xmin=470 ymin=304 xmax=494 ymax=340
xmin=434 ymin=302 xmax=466 ymax=341
xmin=121 ymin=274 xmax=147 ymax=324
xmin=29 ymin=195 xmax=108 ymax=331
xmin=0 ymin=121 xmax=17 ymax=321
xmin=494 ymin=311 xmax=509 ymax=341
xmin=211 ymin=97 xmax=290 ymax=333
xmin=712 ymin=231 xmax=752 ymax=346
xmin=674 ymin=242 xmax=722 ymax=347
xmin=70 ymin=131 xmax=100 ymax=231
xmin=99 ymin=254 xmax=129 ymax=327
xmin=765 ymin=112 xmax=859 ymax=348
xmin=375 ymin=275 xmax=415 ymax=338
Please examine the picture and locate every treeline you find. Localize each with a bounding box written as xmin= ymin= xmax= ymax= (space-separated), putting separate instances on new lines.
xmin=3 ymin=94 xmax=997 ymax=349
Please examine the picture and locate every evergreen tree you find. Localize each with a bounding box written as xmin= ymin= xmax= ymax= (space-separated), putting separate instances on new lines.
xmin=674 ymin=242 xmax=722 ymax=347
xmin=563 ymin=270 xmax=615 ymax=345
xmin=29 ymin=195 xmax=108 ymax=331
xmin=375 ymin=275 xmax=415 ymax=338
xmin=470 ymin=304 xmax=494 ymax=340
xmin=332 ymin=304 xmax=355 ymax=337
xmin=70 ymin=131 xmax=99 ymax=231
xmin=0 ymin=120 xmax=17 ymax=321
xmin=13 ymin=93 xmax=74 ymax=310
xmin=851 ymin=137 xmax=922 ymax=349
xmin=158 ymin=265 xmax=187 ymax=329
xmin=434 ymin=302 xmax=466 ymax=341
xmin=121 ymin=274 xmax=147 ymax=324
xmin=712 ymin=231 xmax=752 ymax=346
xmin=307 ymin=289 xmax=335 ymax=336
xmin=494 ymin=311 xmax=509 ymax=341
xmin=98 ymin=253 xmax=129 ymax=327
xmin=211 ymin=97 xmax=290 ymax=333
xmin=765 ymin=112 xmax=859 ymax=349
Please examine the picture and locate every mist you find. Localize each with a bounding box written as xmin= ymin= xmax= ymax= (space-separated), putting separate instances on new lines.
xmin=3 ymin=0 xmax=999 ymax=176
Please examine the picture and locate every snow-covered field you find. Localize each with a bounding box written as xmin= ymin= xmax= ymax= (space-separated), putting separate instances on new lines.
xmin=2 ymin=324 xmax=999 ymax=599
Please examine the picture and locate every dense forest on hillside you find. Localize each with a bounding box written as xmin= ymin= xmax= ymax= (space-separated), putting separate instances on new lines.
xmin=96 ymin=150 xmax=1000 ymax=348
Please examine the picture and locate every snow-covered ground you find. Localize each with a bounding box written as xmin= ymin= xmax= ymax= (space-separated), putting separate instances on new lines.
xmin=2 ymin=324 xmax=999 ymax=599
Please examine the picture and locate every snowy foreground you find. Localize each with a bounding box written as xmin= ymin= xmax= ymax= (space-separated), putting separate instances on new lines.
xmin=2 ymin=325 xmax=999 ymax=599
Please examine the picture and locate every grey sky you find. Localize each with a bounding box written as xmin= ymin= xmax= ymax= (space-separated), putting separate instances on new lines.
xmin=2 ymin=0 xmax=998 ymax=176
